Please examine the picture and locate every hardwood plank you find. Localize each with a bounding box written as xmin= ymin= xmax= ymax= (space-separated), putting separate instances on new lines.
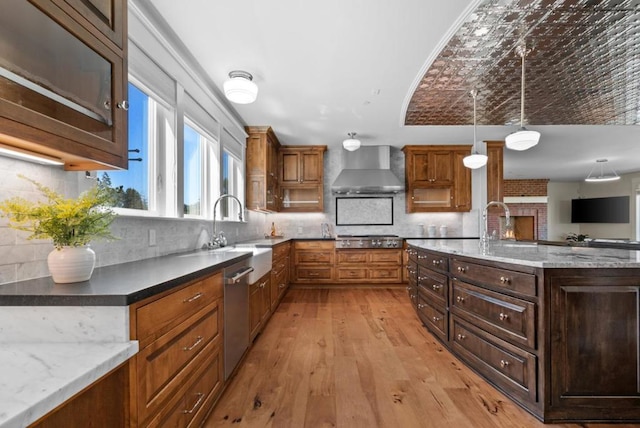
xmin=204 ymin=288 xmax=640 ymax=428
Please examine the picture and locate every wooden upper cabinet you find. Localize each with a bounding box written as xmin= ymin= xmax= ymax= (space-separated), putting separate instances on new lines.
xmin=245 ymin=126 xmax=280 ymax=212
xmin=0 ymin=0 xmax=128 ymax=170
xmin=402 ymin=145 xmax=471 ymax=213
xmin=279 ymin=145 xmax=327 ymax=212
xmin=280 ymin=147 xmax=324 ymax=185
xmin=486 ymin=141 xmax=504 ymax=203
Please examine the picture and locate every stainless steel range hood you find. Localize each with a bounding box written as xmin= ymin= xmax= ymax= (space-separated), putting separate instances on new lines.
xmin=331 ymin=145 xmax=404 ymax=194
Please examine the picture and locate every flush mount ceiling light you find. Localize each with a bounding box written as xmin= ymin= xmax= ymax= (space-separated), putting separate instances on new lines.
xmin=223 ymin=70 xmax=258 ymax=104
xmin=585 ymin=159 xmax=620 ymax=182
xmin=463 ymin=89 xmax=488 ymax=169
xmin=505 ymin=41 xmax=540 ymax=151
xmin=342 ymin=132 xmax=361 ymax=151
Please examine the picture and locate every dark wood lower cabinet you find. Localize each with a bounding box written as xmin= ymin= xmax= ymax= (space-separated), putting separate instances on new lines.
xmin=408 ymin=244 xmax=640 ymax=423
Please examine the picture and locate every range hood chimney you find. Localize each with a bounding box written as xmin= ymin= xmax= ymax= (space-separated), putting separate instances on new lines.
xmin=331 ymin=145 xmax=404 ymax=194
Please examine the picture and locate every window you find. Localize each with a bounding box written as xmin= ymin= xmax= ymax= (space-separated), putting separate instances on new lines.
xmin=221 ymin=150 xmax=244 ymax=220
xmin=99 ymin=81 xmax=163 ymax=214
xmin=183 ymin=119 xmax=220 ymax=217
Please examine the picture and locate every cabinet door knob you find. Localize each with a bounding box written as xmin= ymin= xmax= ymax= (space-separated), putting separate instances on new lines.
xmin=500 ymin=359 xmax=510 ymax=368
xmin=457 ymin=334 xmax=466 ymax=340
xmin=117 ymin=100 xmax=129 ymax=110
xmin=456 ymin=296 xmax=465 ymax=303
xmin=499 ymin=312 xmax=509 ymax=321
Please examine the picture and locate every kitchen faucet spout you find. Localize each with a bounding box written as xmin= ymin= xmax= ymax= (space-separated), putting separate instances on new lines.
xmin=204 ymin=194 xmax=244 ymax=249
xmin=480 ymin=201 xmax=511 ymax=251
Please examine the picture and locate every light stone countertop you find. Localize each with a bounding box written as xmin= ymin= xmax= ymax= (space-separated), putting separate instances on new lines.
xmin=0 ymin=341 xmax=138 ymax=428
xmin=406 ymin=238 xmax=640 ymax=268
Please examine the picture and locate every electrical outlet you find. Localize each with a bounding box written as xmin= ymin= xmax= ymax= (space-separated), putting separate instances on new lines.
xmin=149 ymin=229 xmax=156 ymax=246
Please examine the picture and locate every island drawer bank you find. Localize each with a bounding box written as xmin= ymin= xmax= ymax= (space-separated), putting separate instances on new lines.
xmin=405 ymin=239 xmax=640 ymax=423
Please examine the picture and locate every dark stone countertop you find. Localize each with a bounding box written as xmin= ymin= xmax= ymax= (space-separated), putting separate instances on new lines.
xmin=0 ymin=249 xmax=251 ymax=306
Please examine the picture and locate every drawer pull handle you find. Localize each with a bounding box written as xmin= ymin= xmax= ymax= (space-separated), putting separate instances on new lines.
xmin=260 ymin=281 xmax=267 ymax=288
xmin=418 ymin=303 xmax=426 ymax=309
xmin=431 ymin=284 xmax=441 ymax=291
xmin=457 ymin=334 xmax=466 ymax=340
xmin=406 ymin=286 xmax=412 ymax=291
xmin=432 ymin=316 xmax=441 ymax=322
xmin=499 ymin=276 xmax=510 ymax=284
xmin=183 ymin=292 xmax=203 ymax=303
xmin=457 ymin=266 xmax=467 ymax=273
xmin=499 ymin=312 xmax=509 ymax=321
xmin=418 ymin=255 xmax=427 ymax=259
xmin=279 ymin=283 xmax=286 ymax=288
xmin=183 ymin=392 xmax=205 ymax=414
xmin=183 ymin=336 xmax=204 ymax=352
xmin=456 ymin=296 xmax=465 ymax=303
xmin=500 ymin=360 xmax=510 ymax=368
xmin=432 ymin=260 xmax=441 ymax=266
xmin=411 ymin=294 xmax=417 ymax=299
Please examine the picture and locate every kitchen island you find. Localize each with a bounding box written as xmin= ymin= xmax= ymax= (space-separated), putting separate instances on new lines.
xmin=405 ymin=239 xmax=640 ymax=423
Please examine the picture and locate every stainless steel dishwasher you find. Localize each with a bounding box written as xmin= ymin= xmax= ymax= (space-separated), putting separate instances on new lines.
xmin=223 ymin=259 xmax=254 ymax=380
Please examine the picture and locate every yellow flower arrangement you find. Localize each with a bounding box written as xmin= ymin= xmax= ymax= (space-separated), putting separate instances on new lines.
xmin=0 ymin=175 xmax=117 ymax=249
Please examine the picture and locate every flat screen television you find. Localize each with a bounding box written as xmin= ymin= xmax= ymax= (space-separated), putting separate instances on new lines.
xmin=571 ymin=196 xmax=629 ymax=223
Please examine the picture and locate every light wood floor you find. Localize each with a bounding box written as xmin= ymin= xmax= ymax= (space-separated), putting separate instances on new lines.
xmin=204 ymin=288 xmax=639 ymax=428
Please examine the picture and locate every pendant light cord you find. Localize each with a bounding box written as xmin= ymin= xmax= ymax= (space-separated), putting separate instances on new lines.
xmin=520 ymin=48 xmax=525 ymax=127
xmin=471 ymin=89 xmax=478 ymax=152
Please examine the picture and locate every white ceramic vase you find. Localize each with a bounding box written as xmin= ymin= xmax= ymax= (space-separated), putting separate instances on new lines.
xmin=47 ymin=246 xmax=96 ymax=283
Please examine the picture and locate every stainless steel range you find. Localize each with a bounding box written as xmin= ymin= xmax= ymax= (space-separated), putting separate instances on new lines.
xmin=335 ymin=234 xmax=402 ymax=249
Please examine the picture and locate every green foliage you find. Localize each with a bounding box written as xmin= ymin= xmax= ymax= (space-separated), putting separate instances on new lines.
xmin=98 ymin=173 xmax=148 ymax=210
xmin=0 ymin=175 xmax=117 ymax=249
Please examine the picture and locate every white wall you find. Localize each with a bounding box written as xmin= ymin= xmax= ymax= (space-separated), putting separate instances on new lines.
xmin=547 ymin=181 xmax=580 ymax=241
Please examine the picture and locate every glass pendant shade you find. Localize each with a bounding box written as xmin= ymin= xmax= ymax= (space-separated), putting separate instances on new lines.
xmin=463 ymin=152 xmax=488 ymax=169
xmin=505 ymin=128 xmax=540 ymax=151
xmin=463 ymin=89 xmax=487 ymax=169
xmin=343 ymin=132 xmax=361 ymax=151
xmin=223 ymin=71 xmax=258 ymax=104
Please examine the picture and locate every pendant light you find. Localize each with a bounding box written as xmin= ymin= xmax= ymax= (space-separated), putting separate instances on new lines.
xmin=463 ymin=89 xmax=488 ymax=169
xmin=342 ymin=132 xmax=361 ymax=151
xmin=585 ymin=159 xmax=620 ymax=182
xmin=223 ymin=70 xmax=258 ymax=104
xmin=505 ymin=41 xmax=540 ymax=151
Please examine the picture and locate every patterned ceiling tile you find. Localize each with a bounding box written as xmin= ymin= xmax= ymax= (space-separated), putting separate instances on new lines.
xmin=405 ymin=0 xmax=640 ymax=126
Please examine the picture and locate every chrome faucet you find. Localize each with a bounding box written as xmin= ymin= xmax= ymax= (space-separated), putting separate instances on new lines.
xmin=204 ymin=194 xmax=244 ymax=249
xmin=480 ymin=201 xmax=511 ymax=251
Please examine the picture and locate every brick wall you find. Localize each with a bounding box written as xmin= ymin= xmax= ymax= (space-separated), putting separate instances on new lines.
xmin=504 ymin=179 xmax=549 ymax=197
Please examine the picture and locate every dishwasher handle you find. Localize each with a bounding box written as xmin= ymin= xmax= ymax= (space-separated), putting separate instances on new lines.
xmin=226 ymin=266 xmax=254 ymax=284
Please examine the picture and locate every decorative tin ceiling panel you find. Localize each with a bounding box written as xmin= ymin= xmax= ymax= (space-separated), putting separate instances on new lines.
xmin=405 ymin=0 xmax=640 ymax=126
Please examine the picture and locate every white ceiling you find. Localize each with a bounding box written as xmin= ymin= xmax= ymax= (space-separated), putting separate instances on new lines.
xmin=147 ymin=0 xmax=640 ymax=181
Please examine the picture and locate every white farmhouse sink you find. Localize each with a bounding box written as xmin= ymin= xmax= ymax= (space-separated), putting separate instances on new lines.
xmin=214 ymin=246 xmax=272 ymax=283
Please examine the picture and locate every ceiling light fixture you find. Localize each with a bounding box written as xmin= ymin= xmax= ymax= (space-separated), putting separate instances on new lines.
xmin=342 ymin=132 xmax=361 ymax=151
xmin=505 ymin=41 xmax=540 ymax=151
xmin=585 ymin=159 xmax=620 ymax=182
xmin=223 ymin=70 xmax=258 ymax=104
xmin=463 ymin=89 xmax=488 ymax=169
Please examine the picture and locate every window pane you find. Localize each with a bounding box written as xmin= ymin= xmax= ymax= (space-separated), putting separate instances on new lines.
xmin=99 ymin=83 xmax=149 ymax=210
xmin=184 ymin=124 xmax=203 ymax=216
xmin=221 ymin=150 xmax=243 ymax=220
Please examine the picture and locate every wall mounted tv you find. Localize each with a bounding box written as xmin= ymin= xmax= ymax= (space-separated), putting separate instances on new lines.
xmin=571 ymin=196 xmax=629 ymax=223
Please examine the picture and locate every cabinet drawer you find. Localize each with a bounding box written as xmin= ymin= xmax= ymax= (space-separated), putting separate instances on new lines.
xmin=451 ymin=317 xmax=537 ymax=404
xmin=451 ymin=280 xmax=536 ymax=349
xmin=370 ymin=267 xmax=402 ymax=281
xmin=370 ymin=250 xmax=402 ymax=264
xmin=295 ymin=251 xmax=333 ymax=264
xmin=136 ymin=302 xmax=222 ymax=424
xmin=450 ymin=259 xmax=536 ymax=297
xmin=417 ymin=266 xmax=447 ymax=304
xmin=296 ymin=267 xmax=333 ymax=280
xmin=136 ymin=272 xmax=223 ymax=346
xmin=295 ymin=240 xmax=334 ymax=250
xmin=416 ymin=250 xmax=448 ymax=272
xmin=417 ymin=296 xmax=447 ymax=342
xmin=336 ymin=267 xmax=367 ymax=280
xmin=337 ymin=251 xmax=367 ymax=264
xmin=272 ymin=242 xmax=290 ymax=260
xmin=145 ymin=341 xmax=224 ymax=428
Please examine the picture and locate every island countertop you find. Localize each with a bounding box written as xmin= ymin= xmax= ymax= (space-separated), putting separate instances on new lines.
xmin=405 ymin=238 xmax=640 ymax=268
